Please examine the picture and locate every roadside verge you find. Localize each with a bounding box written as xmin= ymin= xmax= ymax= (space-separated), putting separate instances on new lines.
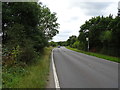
xmin=66 ymin=47 xmax=120 ymax=63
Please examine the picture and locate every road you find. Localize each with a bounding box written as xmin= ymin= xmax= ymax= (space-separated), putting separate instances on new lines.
xmin=53 ymin=47 xmax=118 ymax=88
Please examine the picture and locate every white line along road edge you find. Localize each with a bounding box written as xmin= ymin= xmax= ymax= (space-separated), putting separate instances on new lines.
xmin=52 ymin=49 xmax=60 ymax=89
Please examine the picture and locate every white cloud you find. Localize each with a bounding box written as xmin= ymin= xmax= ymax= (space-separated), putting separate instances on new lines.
xmin=39 ymin=0 xmax=119 ymax=42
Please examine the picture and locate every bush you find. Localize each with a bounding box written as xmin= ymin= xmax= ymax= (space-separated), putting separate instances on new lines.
xmin=18 ymin=47 xmax=37 ymax=64
xmin=72 ymin=41 xmax=79 ymax=48
xmin=72 ymin=41 xmax=85 ymax=50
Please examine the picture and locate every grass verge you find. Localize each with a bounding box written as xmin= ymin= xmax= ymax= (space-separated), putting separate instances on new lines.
xmin=2 ymin=47 xmax=53 ymax=88
xmin=66 ymin=46 xmax=120 ymax=63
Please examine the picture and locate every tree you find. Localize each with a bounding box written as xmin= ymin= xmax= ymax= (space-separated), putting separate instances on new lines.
xmin=67 ymin=35 xmax=77 ymax=47
xmin=2 ymin=2 xmax=60 ymax=63
xmin=38 ymin=4 xmax=59 ymax=40
xmin=108 ymin=16 xmax=120 ymax=56
xmin=49 ymin=41 xmax=57 ymax=47
xmin=78 ymin=15 xmax=119 ymax=57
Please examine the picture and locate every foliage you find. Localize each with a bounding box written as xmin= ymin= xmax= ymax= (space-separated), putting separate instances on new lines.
xmin=57 ymin=41 xmax=67 ymax=46
xmin=2 ymin=2 xmax=59 ymax=88
xmin=66 ymin=15 xmax=119 ymax=57
xmin=49 ymin=41 xmax=67 ymax=47
xmin=67 ymin=35 xmax=77 ymax=47
xmin=2 ymin=62 xmax=28 ymax=88
xmin=2 ymin=47 xmax=52 ymax=88
xmin=77 ymin=15 xmax=120 ymax=57
xmin=2 ymin=2 xmax=59 ymax=63
xmin=49 ymin=41 xmax=58 ymax=47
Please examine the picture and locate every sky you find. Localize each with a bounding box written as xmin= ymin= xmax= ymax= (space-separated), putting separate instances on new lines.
xmin=39 ymin=0 xmax=119 ymax=42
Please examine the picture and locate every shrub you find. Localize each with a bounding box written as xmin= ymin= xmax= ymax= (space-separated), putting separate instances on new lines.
xmin=18 ymin=47 xmax=37 ymax=64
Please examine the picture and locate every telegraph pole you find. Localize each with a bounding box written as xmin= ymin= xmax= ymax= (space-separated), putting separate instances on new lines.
xmin=86 ymin=30 xmax=89 ymax=52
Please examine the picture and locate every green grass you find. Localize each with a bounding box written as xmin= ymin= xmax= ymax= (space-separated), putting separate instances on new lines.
xmin=2 ymin=47 xmax=53 ymax=88
xmin=66 ymin=46 xmax=120 ymax=63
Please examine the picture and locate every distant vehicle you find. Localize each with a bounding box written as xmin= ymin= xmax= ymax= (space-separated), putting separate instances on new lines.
xmin=58 ymin=46 xmax=60 ymax=48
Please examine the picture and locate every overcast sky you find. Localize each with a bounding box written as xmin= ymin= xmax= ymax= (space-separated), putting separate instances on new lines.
xmin=39 ymin=0 xmax=119 ymax=42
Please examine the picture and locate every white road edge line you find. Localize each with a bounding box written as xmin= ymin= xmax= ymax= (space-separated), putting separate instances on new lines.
xmin=52 ymin=49 xmax=60 ymax=89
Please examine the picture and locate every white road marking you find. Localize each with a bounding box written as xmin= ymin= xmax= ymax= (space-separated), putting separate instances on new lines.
xmin=52 ymin=49 xmax=60 ymax=89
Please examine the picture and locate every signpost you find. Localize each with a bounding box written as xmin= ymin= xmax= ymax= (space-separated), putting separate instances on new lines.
xmin=86 ymin=30 xmax=89 ymax=52
xmin=86 ymin=37 xmax=89 ymax=52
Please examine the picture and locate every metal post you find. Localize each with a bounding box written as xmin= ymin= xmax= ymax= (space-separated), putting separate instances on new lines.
xmin=86 ymin=37 xmax=89 ymax=51
xmin=86 ymin=29 xmax=89 ymax=52
xmin=88 ymin=38 xmax=89 ymax=52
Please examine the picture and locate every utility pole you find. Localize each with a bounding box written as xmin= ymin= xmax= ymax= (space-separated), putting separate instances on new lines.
xmin=86 ymin=30 xmax=89 ymax=52
xmin=86 ymin=37 xmax=89 ymax=52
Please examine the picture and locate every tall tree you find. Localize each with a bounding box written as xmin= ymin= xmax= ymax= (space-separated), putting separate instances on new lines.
xmin=2 ymin=2 xmax=59 ymax=63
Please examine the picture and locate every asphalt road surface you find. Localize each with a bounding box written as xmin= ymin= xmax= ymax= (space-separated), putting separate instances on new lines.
xmin=53 ymin=47 xmax=118 ymax=88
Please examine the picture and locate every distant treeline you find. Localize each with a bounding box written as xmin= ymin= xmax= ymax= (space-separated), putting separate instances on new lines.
xmin=2 ymin=2 xmax=59 ymax=65
xmin=50 ymin=15 xmax=120 ymax=57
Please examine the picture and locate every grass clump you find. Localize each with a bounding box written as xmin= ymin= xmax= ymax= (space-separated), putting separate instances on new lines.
xmin=2 ymin=47 xmax=53 ymax=88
